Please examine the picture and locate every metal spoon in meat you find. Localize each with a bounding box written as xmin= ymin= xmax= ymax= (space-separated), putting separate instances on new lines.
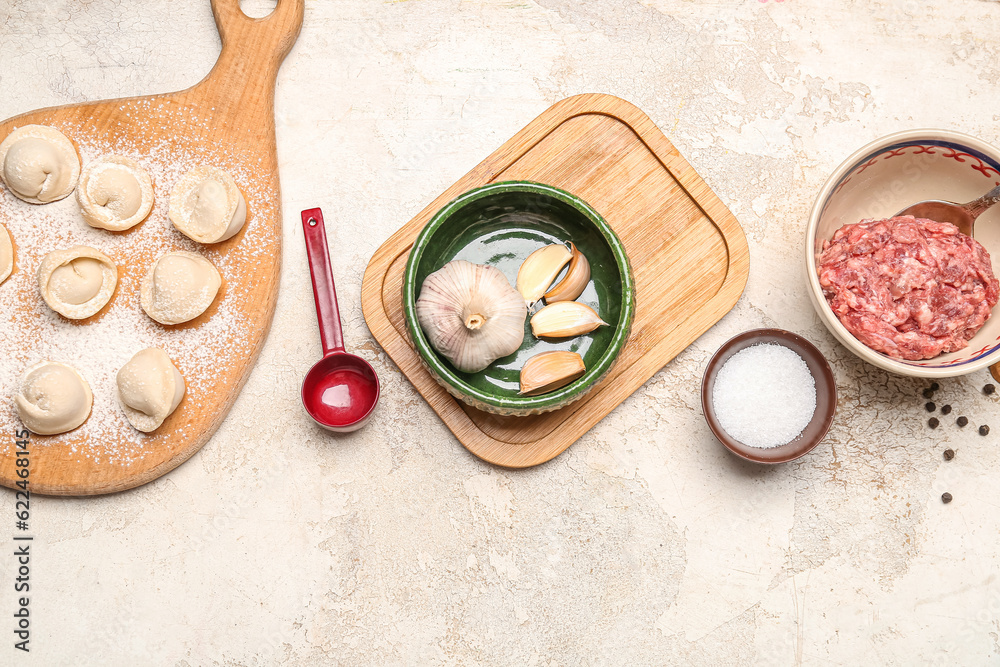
xmin=896 ymin=183 xmax=1000 ymax=237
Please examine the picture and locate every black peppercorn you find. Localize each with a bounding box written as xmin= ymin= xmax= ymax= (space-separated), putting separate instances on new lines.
xmin=931 ymin=382 xmax=940 ymax=391
xmin=985 ymin=384 xmax=996 ymax=395
xmin=942 ymin=492 xmax=953 ymax=504
xmin=922 ymin=388 xmax=935 ymax=399
xmin=957 ymin=416 xmax=969 ymax=427
xmin=929 ymin=417 xmax=940 ymax=428
xmin=925 ymin=402 xmax=936 ymax=412
xmin=943 ymin=449 xmax=955 ymax=461
xmin=941 ymin=404 xmax=952 ymax=415
xmin=980 ymin=425 xmax=990 ymax=436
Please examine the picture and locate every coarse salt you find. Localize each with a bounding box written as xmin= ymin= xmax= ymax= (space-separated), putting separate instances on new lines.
xmin=712 ymin=342 xmax=817 ymax=449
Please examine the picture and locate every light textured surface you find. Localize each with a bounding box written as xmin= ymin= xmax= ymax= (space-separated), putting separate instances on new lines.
xmin=2 ymin=0 xmax=1000 ymax=664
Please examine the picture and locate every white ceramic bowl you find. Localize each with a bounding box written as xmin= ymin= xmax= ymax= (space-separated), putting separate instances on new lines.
xmin=806 ymin=129 xmax=1000 ymax=377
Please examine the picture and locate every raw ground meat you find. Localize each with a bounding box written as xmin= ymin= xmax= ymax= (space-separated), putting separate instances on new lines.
xmin=817 ymin=216 xmax=999 ymax=360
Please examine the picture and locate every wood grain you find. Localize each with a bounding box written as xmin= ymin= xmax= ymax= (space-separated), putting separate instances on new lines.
xmin=0 ymin=0 xmax=303 ymax=495
xmin=361 ymin=94 xmax=750 ymax=468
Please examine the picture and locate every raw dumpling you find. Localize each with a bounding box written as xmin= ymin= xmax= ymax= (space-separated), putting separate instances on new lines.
xmin=0 ymin=125 xmax=81 ymax=204
xmin=77 ymin=155 xmax=154 ymax=231
xmin=14 ymin=361 xmax=93 ymax=435
xmin=37 ymin=246 xmax=117 ymax=319
xmin=0 ymin=223 xmax=12 ymax=285
xmin=117 ymin=348 xmax=185 ymax=432
xmin=140 ymin=250 xmax=222 ymax=325
xmin=168 ymin=166 xmax=247 ymax=243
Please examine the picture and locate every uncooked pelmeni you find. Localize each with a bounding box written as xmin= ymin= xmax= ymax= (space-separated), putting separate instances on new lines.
xmin=140 ymin=250 xmax=222 ymax=325
xmin=77 ymin=155 xmax=154 ymax=231
xmin=117 ymin=348 xmax=186 ymax=432
xmin=168 ymin=166 xmax=247 ymax=243
xmin=0 ymin=223 xmax=12 ymax=285
xmin=38 ymin=246 xmax=118 ymax=319
xmin=0 ymin=124 xmax=81 ymax=204
xmin=14 ymin=361 xmax=93 ymax=435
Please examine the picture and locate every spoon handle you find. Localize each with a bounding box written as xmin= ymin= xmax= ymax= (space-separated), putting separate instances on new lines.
xmin=302 ymin=208 xmax=346 ymax=355
xmin=965 ymin=183 xmax=1000 ymax=220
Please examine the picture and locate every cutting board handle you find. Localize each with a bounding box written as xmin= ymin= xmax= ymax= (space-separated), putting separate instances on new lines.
xmin=199 ymin=0 xmax=304 ymax=103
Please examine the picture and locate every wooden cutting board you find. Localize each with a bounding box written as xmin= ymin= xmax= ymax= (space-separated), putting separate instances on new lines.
xmin=362 ymin=94 xmax=750 ymax=468
xmin=0 ymin=0 xmax=303 ymax=495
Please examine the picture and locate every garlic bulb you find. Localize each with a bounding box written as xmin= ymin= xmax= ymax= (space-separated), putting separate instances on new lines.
xmin=416 ymin=260 xmax=526 ymax=373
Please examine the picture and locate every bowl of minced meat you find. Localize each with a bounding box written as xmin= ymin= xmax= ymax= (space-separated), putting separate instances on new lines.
xmin=806 ymin=129 xmax=1000 ymax=377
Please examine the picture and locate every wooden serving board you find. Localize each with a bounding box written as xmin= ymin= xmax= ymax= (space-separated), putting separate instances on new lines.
xmin=361 ymin=94 xmax=750 ymax=467
xmin=0 ymin=0 xmax=303 ymax=495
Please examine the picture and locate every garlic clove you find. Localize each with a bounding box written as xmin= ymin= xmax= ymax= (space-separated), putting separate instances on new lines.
xmin=519 ymin=351 xmax=586 ymax=395
xmin=530 ymin=301 xmax=609 ymax=338
xmin=416 ymin=260 xmax=527 ymax=373
xmin=543 ymin=243 xmax=590 ymax=303
xmin=516 ymin=243 xmax=572 ymax=307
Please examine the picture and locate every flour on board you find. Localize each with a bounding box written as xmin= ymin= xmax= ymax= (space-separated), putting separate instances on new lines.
xmin=0 ymin=111 xmax=273 ymax=466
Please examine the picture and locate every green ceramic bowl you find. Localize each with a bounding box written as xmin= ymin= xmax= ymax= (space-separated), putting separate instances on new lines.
xmin=403 ymin=181 xmax=635 ymax=416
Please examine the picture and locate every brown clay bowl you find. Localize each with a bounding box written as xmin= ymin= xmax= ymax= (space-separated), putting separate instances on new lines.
xmin=701 ymin=328 xmax=837 ymax=464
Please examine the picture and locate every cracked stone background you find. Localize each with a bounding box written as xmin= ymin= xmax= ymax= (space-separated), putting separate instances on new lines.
xmin=2 ymin=0 xmax=1000 ymax=664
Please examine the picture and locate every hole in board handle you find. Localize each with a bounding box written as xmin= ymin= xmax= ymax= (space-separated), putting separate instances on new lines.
xmin=239 ymin=0 xmax=277 ymax=19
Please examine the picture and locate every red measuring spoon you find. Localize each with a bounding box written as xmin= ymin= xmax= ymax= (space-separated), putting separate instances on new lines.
xmin=300 ymin=208 xmax=380 ymax=432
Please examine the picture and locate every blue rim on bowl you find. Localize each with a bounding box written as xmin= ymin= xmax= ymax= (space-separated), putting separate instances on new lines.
xmin=805 ymin=129 xmax=1000 ymax=378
